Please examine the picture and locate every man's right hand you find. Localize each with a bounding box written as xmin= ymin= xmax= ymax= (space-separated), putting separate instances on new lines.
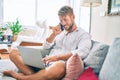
xmin=46 ymin=24 xmax=62 ymax=43
xmin=52 ymin=24 xmax=62 ymax=36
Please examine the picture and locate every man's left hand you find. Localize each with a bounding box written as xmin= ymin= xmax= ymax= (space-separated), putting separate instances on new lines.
xmin=43 ymin=55 xmax=59 ymax=64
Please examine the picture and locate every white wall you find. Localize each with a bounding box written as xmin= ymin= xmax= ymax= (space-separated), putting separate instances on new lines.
xmin=0 ymin=0 xmax=3 ymax=23
xmin=91 ymin=0 xmax=120 ymax=45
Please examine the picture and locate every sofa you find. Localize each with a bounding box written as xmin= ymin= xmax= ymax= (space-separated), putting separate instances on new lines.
xmin=0 ymin=37 xmax=120 ymax=80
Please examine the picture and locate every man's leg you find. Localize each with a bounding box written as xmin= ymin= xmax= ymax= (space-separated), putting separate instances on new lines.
xmin=9 ymin=49 xmax=34 ymax=75
xmin=3 ymin=61 xmax=66 ymax=80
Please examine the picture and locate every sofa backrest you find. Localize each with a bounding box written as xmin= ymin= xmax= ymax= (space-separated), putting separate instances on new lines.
xmin=84 ymin=40 xmax=109 ymax=75
xmin=99 ymin=37 xmax=120 ymax=80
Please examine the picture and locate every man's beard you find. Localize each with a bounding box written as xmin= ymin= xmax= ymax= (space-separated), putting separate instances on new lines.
xmin=66 ymin=23 xmax=74 ymax=31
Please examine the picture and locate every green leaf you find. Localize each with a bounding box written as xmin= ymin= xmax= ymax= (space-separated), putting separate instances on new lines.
xmin=6 ymin=18 xmax=24 ymax=35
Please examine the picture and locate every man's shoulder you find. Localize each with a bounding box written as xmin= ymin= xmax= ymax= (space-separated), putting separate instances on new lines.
xmin=77 ymin=27 xmax=88 ymax=34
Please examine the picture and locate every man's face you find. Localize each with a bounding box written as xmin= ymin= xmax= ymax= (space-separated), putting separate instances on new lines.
xmin=59 ymin=14 xmax=74 ymax=31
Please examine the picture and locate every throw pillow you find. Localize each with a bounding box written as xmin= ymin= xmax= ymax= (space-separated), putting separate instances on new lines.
xmin=99 ymin=37 xmax=120 ymax=80
xmin=84 ymin=40 xmax=109 ymax=74
xmin=63 ymin=54 xmax=84 ymax=80
xmin=77 ymin=67 xmax=98 ymax=80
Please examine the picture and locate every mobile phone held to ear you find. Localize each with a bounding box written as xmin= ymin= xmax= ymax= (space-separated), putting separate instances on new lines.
xmin=59 ymin=23 xmax=64 ymax=31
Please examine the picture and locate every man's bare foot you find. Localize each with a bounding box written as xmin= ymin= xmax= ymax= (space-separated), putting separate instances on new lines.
xmin=3 ymin=70 xmax=20 ymax=79
xmin=3 ymin=70 xmax=30 ymax=80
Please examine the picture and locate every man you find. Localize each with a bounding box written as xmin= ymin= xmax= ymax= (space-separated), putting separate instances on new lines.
xmin=3 ymin=6 xmax=92 ymax=80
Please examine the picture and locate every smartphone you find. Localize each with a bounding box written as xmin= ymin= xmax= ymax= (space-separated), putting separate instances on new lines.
xmin=59 ymin=23 xmax=64 ymax=31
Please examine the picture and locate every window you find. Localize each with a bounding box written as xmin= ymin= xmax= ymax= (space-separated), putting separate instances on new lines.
xmin=79 ymin=7 xmax=89 ymax=32
xmin=3 ymin=0 xmax=89 ymax=31
xmin=36 ymin=0 xmax=68 ymax=26
xmin=0 ymin=0 xmax=3 ymax=22
xmin=3 ymin=0 xmax=68 ymax=26
xmin=4 ymin=0 xmax=35 ymax=26
xmin=69 ymin=0 xmax=89 ymax=32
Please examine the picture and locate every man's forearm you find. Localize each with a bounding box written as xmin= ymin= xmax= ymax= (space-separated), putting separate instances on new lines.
xmin=57 ymin=53 xmax=72 ymax=61
xmin=46 ymin=33 xmax=56 ymax=43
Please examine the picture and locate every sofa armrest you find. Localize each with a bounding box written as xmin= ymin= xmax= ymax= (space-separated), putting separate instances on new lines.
xmin=19 ymin=41 xmax=43 ymax=46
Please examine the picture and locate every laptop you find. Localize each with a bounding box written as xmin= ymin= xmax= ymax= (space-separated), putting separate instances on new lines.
xmin=17 ymin=46 xmax=45 ymax=69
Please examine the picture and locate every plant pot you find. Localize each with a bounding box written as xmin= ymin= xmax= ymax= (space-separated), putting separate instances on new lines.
xmin=11 ymin=34 xmax=18 ymax=42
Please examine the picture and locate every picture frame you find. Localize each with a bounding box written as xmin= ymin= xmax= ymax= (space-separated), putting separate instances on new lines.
xmin=107 ymin=0 xmax=120 ymax=15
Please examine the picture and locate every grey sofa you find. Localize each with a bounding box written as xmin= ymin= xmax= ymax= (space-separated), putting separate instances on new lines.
xmin=0 ymin=37 xmax=120 ymax=80
xmin=84 ymin=37 xmax=120 ymax=80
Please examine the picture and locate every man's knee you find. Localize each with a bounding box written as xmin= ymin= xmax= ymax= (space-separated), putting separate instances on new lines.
xmin=9 ymin=49 xmax=20 ymax=61
xmin=55 ymin=61 xmax=66 ymax=78
xmin=47 ymin=61 xmax=66 ymax=80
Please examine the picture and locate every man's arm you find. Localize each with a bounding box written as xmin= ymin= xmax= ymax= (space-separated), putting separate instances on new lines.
xmin=46 ymin=24 xmax=62 ymax=43
xmin=57 ymin=53 xmax=72 ymax=61
xmin=46 ymin=33 xmax=57 ymax=43
xmin=71 ymin=33 xmax=92 ymax=59
xmin=43 ymin=53 xmax=72 ymax=63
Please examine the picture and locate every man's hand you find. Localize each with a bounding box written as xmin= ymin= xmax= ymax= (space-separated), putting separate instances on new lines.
xmin=52 ymin=24 xmax=62 ymax=36
xmin=46 ymin=24 xmax=62 ymax=43
xmin=43 ymin=55 xmax=59 ymax=64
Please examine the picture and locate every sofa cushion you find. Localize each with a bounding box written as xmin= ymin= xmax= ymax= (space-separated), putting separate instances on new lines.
xmin=84 ymin=40 xmax=109 ymax=74
xmin=99 ymin=37 xmax=120 ymax=80
xmin=77 ymin=67 xmax=98 ymax=80
xmin=63 ymin=54 xmax=84 ymax=80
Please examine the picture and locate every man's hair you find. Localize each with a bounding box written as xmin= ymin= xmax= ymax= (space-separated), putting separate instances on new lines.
xmin=58 ymin=6 xmax=74 ymax=16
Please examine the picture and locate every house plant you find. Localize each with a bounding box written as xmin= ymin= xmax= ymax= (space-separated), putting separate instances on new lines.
xmin=6 ymin=19 xmax=24 ymax=42
xmin=0 ymin=27 xmax=7 ymax=42
xmin=0 ymin=29 xmax=4 ymax=41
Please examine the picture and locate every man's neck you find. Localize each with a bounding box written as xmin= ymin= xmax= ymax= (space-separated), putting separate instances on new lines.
xmin=68 ymin=24 xmax=77 ymax=33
